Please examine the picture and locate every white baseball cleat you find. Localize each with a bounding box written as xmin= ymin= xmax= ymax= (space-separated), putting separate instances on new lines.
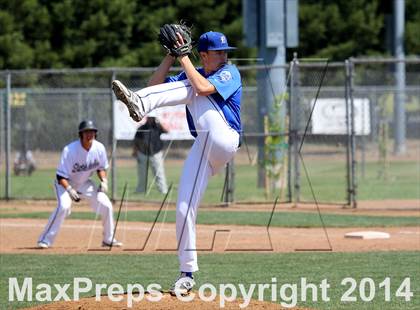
xmin=102 ymin=239 xmax=123 ymax=247
xmin=37 ymin=241 xmax=49 ymax=249
xmin=112 ymin=80 xmax=144 ymax=122
xmin=169 ymin=272 xmax=195 ymax=296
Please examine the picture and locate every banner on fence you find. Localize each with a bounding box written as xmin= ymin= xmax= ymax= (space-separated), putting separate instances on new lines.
xmin=311 ymin=98 xmax=371 ymax=135
xmin=113 ymin=100 xmax=192 ymax=140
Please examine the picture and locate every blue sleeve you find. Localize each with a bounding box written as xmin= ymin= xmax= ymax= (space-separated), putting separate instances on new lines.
xmin=207 ymin=65 xmax=241 ymax=100
xmin=164 ymin=71 xmax=188 ymax=83
xmin=165 ymin=67 xmax=206 ymax=83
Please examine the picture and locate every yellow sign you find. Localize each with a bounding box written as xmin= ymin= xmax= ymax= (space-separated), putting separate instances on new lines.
xmin=10 ymin=92 xmax=26 ymax=107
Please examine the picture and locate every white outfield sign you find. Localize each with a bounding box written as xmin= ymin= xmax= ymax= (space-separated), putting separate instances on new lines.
xmin=113 ymin=100 xmax=193 ymax=140
xmin=311 ymin=98 xmax=371 ymax=135
xmin=113 ymin=100 xmax=139 ymax=140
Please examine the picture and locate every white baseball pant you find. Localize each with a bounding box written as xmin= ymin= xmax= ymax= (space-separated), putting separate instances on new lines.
xmin=38 ymin=180 xmax=116 ymax=246
xmin=135 ymin=80 xmax=240 ymax=272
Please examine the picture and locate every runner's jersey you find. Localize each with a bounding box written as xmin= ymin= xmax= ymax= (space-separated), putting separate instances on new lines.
xmin=56 ymin=140 xmax=108 ymax=189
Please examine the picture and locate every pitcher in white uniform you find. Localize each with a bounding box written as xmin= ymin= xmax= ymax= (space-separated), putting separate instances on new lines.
xmin=37 ymin=120 xmax=122 ymax=249
xmin=112 ymin=31 xmax=241 ymax=294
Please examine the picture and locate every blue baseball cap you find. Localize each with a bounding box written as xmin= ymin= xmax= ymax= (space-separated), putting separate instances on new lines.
xmin=198 ymin=31 xmax=237 ymax=52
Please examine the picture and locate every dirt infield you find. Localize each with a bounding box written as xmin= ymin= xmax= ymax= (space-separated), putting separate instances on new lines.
xmin=1 ymin=199 xmax=419 ymax=254
xmin=1 ymin=217 xmax=419 ymax=254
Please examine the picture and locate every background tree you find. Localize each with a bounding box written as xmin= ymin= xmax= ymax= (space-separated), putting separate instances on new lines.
xmin=0 ymin=0 xmax=418 ymax=69
xmin=405 ymin=0 xmax=420 ymax=55
xmin=293 ymin=0 xmax=384 ymax=60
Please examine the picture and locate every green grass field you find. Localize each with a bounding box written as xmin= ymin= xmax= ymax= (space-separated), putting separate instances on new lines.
xmin=1 ymin=157 xmax=418 ymax=309
xmin=1 ymin=210 xmax=419 ymax=228
xmin=1 ymin=252 xmax=419 ymax=309
xmin=0 ymin=160 xmax=419 ymax=203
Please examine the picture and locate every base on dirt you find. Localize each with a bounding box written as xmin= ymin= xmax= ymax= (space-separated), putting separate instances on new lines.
xmin=345 ymin=231 xmax=390 ymax=239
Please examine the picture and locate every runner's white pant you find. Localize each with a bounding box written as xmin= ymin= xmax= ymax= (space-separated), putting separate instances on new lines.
xmin=136 ymin=81 xmax=240 ymax=272
xmin=38 ymin=180 xmax=115 ymax=246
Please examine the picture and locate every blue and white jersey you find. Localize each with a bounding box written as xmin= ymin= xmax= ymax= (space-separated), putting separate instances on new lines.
xmin=165 ymin=64 xmax=242 ymax=137
xmin=56 ymin=140 xmax=108 ymax=189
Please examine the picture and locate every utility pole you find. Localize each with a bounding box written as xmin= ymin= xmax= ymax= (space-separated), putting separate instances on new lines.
xmin=393 ymin=0 xmax=406 ymax=154
xmin=243 ymin=0 xmax=298 ymax=188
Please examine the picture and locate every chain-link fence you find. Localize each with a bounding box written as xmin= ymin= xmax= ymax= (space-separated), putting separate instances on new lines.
xmin=289 ymin=61 xmax=350 ymax=206
xmin=1 ymin=58 xmax=419 ymax=207
xmin=349 ymin=58 xmax=420 ymax=205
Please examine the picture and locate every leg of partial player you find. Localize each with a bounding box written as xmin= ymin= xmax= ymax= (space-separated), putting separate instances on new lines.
xmin=38 ymin=182 xmax=72 ymax=248
xmin=187 ymin=96 xmax=240 ymax=174
xmin=176 ymin=136 xmax=212 ymax=272
xmin=175 ymin=95 xmax=240 ymax=271
xmin=136 ymin=152 xmax=148 ymax=193
xmin=79 ymin=180 xmax=122 ymax=247
xmin=150 ymin=151 xmax=168 ymax=194
xmin=112 ymin=80 xmax=195 ymax=121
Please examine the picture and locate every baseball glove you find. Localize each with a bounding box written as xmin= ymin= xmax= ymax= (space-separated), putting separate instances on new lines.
xmin=98 ymin=179 xmax=108 ymax=193
xmin=158 ymin=23 xmax=192 ymax=57
xmin=66 ymin=185 xmax=80 ymax=202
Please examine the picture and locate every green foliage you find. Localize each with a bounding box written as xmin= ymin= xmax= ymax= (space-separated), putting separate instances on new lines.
xmin=0 ymin=0 xmax=246 ymax=69
xmin=0 ymin=0 xmax=418 ymax=69
xmin=264 ymin=93 xmax=288 ymax=192
xmin=297 ymin=0 xmax=384 ymax=60
xmin=406 ymin=0 xmax=420 ymax=55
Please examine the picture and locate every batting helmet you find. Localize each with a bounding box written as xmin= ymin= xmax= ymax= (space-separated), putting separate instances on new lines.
xmin=78 ymin=120 xmax=98 ymax=133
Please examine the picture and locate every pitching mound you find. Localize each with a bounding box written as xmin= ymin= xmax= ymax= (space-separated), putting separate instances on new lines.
xmin=24 ymin=292 xmax=311 ymax=309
